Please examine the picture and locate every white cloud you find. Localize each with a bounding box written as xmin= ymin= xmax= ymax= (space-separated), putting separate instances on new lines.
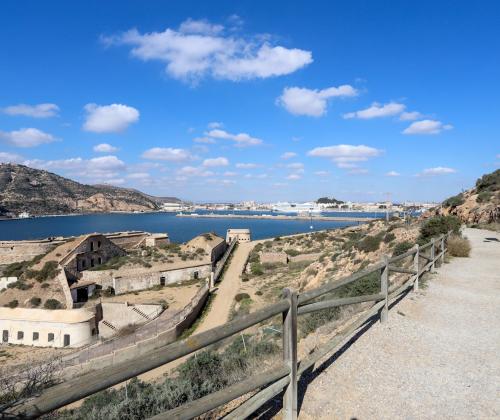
xmin=236 ymin=163 xmax=260 ymax=169
xmin=25 ymin=155 xmax=126 ymax=181
xmin=286 ymin=162 xmax=304 ymax=170
xmin=207 ymin=121 xmax=223 ymax=129
xmin=127 ymin=172 xmax=151 ymax=180
xmin=179 ymin=18 xmax=224 ymax=35
xmin=103 ymin=20 xmax=312 ymax=82
xmin=203 ymin=157 xmax=229 ymax=167
xmin=83 ymin=103 xmax=139 ymax=133
xmin=307 ymin=144 xmax=383 ymax=169
xmin=0 ymin=128 xmax=57 ymax=148
xmin=93 ymin=143 xmax=119 ymax=153
xmin=386 ymin=171 xmax=400 ymax=177
xmin=277 ymin=85 xmax=358 ymax=117
xmin=177 ymin=165 xmax=214 ymax=177
xmin=314 ymin=170 xmax=330 ymax=176
xmin=399 ymin=111 xmax=422 ymax=121
xmin=142 ymin=147 xmax=193 ymax=161
xmin=417 ymin=167 xmax=457 ymax=176
xmin=223 ymin=171 xmax=237 ymax=177
xmin=343 ymin=102 xmax=406 ymax=119
xmin=0 ymin=152 xmax=24 ymax=163
xmin=206 ymin=129 xmax=262 ymax=147
xmin=193 ymin=136 xmax=216 ymax=144
xmin=1 ymin=103 xmax=59 ymax=118
xmin=286 ymin=173 xmax=302 ymax=180
xmin=402 ymin=119 xmax=453 ymax=135
xmin=348 ymin=168 xmax=369 ymax=175
xmin=281 ymin=152 xmax=297 ymax=160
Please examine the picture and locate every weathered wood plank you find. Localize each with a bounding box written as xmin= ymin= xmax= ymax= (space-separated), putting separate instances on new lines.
xmin=380 ymin=256 xmax=389 ymax=324
xmin=388 ymin=265 xmax=417 ymax=275
xmin=388 ymin=247 xmax=416 ymax=263
xmin=13 ymin=300 xmax=290 ymax=417
xmin=282 ymin=289 xmax=298 ymax=420
xmin=298 ymin=293 xmax=384 ymax=315
xmin=298 ymin=262 xmax=385 ymax=305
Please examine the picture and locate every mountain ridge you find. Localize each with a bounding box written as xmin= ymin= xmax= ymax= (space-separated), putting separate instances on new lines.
xmin=0 ymin=163 xmax=181 ymax=217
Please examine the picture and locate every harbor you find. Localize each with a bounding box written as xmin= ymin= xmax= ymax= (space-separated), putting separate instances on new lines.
xmin=176 ymin=213 xmax=377 ymax=222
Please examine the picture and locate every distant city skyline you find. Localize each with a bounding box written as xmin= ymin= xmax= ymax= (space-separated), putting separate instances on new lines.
xmin=0 ymin=1 xmax=498 ymax=202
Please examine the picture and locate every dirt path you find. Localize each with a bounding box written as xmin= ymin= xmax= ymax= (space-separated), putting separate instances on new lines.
xmin=298 ymin=228 xmax=500 ymax=419
xmin=138 ymin=241 xmax=254 ymax=381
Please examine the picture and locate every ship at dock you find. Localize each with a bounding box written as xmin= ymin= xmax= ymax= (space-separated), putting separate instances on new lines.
xmin=271 ymin=202 xmax=322 ymax=214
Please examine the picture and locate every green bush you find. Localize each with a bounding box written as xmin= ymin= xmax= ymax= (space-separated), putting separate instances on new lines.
xmin=420 ymin=215 xmax=461 ymax=242
xmin=250 ymin=262 xmax=264 ymax=276
xmin=26 ymin=261 xmax=61 ymax=282
xmin=356 ymin=234 xmax=383 ymax=253
xmin=30 ymin=297 xmax=42 ymax=307
xmin=6 ymin=300 xmax=18 ymax=308
xmin=44 ymin=299 xmax=62 ymax=310
xmin=475 ymin=169 xmax=500 ymax=192
xmin=336 ymin=271 xmax=380 ymax=298
xmin=392 ymin=241 xmax=414 ymax=257
xmin=2 ymin=261 xmax=28 ymax=278
xmin=7 ymin=280 xmax=33 ymax=290
xmin=477 ymin=191 xmax=493 ymax=203
xmin=442 ymin=193 xmax=465 ymax=207
xmin=447 ymin=235 xmax=471 ymax=257
xmin=384 ymin=232 xmax=396 ymax=243
xmin=284 ymin=249 xmax=300 ymax=257
xmin=235 ymin=292 xmax=250 ymax=302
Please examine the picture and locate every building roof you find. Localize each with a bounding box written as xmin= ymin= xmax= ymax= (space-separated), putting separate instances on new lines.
xmin=185 ymin=233 xmax=225 ymax=253
xmin=0 ymin=307 xmax=94 ymax=323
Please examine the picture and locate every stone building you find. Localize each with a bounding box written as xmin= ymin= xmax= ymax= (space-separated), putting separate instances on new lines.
xmin=184 ymin=233 xmax=226 ymax=265
xmin=0 ymin=307 xmax=96 ymax=348
xmin=226 ymin=228 xmax=251 ymax=243
xmin=259 ymin=251 xmax=288 ymax=265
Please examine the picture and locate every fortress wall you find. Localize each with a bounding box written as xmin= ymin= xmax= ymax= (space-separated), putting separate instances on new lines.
xmin=0 ymin=241 xmax=60 ymax=265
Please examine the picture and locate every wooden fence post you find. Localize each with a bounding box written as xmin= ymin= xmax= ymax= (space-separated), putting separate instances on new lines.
xmin=440 ymin=234 xmax=445 ymax=265
xmin=380 ymin=256 xmax=389 ymax=323
xmin=282 ymin=288 xmax=297 ymax=420
xmin=430 ymin=238 xmax=436 ymax=272
xmin=413 ymin=244 xmax=419 ymax=291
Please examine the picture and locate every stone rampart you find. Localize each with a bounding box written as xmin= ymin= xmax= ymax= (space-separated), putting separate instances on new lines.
xmin=0 ymin=240 xmax=61 ymax=265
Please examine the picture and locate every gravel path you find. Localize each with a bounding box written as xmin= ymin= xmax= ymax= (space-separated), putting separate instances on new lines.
xmin=298 ymin=228 xmax=500 ymax=419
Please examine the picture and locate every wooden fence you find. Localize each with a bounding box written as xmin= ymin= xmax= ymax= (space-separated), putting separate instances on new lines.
xmin=10 ymin=233 xmax=450 ymax=419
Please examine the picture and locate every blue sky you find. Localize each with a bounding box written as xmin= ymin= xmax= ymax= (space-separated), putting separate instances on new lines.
xmin=0 ymin=1 xmax=498 ymax=203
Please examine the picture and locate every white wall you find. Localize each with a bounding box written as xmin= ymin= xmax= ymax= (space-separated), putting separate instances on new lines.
xmin=0 ymin=318 xmax=95 ymax=348
xmin=0 ymin=277 xmax=17 ymax=289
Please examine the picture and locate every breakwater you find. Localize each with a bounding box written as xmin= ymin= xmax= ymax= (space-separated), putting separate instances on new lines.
xmin=176 ymin=213 xmax=377 ymax=222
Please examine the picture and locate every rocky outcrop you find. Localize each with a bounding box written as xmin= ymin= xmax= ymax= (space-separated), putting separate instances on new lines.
xmin=0 ymin=164 xmax=180 ymax=217
xmin=426 ymin=169 xmax=500 ymax=224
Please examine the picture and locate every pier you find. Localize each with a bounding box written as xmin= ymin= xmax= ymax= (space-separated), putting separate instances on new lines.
xmin=176 ymin=213 xmax=377 ymax=222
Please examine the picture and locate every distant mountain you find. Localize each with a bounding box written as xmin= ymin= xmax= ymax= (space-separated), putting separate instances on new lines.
xmin=430 ymin=169 xmax=500 ymax=224
xmin=0 ymin=163 xmax=181 ymax=217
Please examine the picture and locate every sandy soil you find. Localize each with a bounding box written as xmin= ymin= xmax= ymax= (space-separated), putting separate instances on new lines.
xmin=298 ymin=228 xmax=500 ymax=419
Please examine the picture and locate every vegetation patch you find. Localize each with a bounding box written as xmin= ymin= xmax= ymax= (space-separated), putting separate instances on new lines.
xmin=392 ymin=241 xmax=413 ymax=257
xmin=447 ymin=235 xmax=471 ymax=257
xmin=419 ymin=215 xmax=461 ymax=243
xmin=44 ymin=299 xmax=62 ymax=310
xmin=355 ymin=233 xmax=383 ymax=253
xmin=442 ymin=193 xmax=465 ymax=208
xmin=25 ymin=261 xmax=61 ymax=283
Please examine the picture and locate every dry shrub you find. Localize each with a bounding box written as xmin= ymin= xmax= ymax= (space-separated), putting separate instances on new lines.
xmin=447 ymin=235 xmax=471 ymax=257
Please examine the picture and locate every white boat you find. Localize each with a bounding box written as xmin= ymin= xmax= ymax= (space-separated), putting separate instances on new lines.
xmin=271 ymin=202 xmax=322 ymax=214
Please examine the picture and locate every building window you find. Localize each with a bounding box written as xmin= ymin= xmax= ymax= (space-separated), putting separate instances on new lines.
xmin=97 ymin=241 xmax=101 ymax=248
xmin=160 ymin=276 xmax=166 ymax=286
xmin=193 ymin=271 xmax=199 ymax=280
xmin=90 ymin=241 xmax=94 ymax=251
xmin=98 ymin=257 xmax=102 ymax=264
xmin=2 ymin=330 xmax=8 ymax=342
xmin=82 ymin=260 xmax=86 ymax=269
xmin=91 ymin=258 xmax=95 ymax=267
xmin=48 ymin=333 xmax=54 ymax=342
xmin=63 ymin=334 xmax=70 ymax=347
xmin=33 ymin=332 xmax=39 ymax=341
xmin=17 ymin=331 xmax=24 ymax=340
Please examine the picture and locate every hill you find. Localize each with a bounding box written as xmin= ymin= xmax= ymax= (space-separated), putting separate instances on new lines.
xmin=0 ymin=163 xmax=180 ymax=217
xmin=432 ymin=169 xmax=500 ymax=225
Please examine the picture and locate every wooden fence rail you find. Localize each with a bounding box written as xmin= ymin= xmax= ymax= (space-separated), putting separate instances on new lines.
xmin=9 ymin=232 xmax=451 ymax=419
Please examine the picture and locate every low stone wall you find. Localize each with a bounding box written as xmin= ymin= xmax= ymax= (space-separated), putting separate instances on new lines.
xmin=260 ymin=251 xmax=288 ymax=265
xmin=289 ymin=252 xmax=323 ymax=263
xmin=58 ymin=283 xmax=210 ymax=378
xmin=0 ymin=240 xmax=61 ymax=264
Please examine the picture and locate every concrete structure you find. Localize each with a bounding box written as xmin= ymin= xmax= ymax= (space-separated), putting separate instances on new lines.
xmin=143 ymin=233 xmax=169 ymax=247
xmin=226 ymin=228 xmax=251 ymax=243
xmin=259 ymin=251 xmax=288 ymax=265
xmin=81 ymin=261 xmax=212 ymax=295
xmin=0 ymin=307 xmax=96 ymax=348
xmin=0 ymin=238 xmax=62 ymax=265
xmin=184 ymin=233 xmax=226 ymax=265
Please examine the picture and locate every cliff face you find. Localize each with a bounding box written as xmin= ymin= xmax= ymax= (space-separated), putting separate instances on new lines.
xmin=0 ymin=164 xmax=177 ymax=216
xmin=429 ymin=169 xmax=500 ymax=224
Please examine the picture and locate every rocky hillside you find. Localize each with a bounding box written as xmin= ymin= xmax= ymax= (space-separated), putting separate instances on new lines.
xmin=0 ymin=164 xmax=179 ymax=217
xmin=431 ymin=169 xmax=500 ymax=224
